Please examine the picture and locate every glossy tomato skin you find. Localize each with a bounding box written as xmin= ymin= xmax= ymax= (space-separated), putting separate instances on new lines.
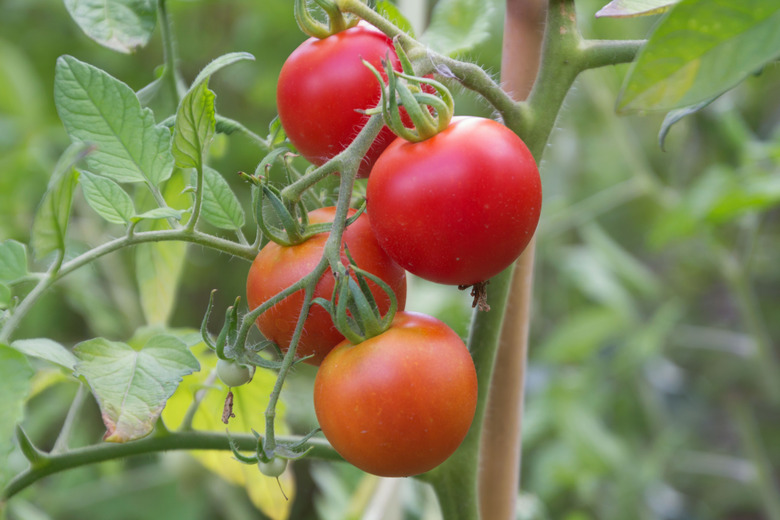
xmin=246 ymin=207 xmax=407 ymax=366
xmin=313 ymin=311 xmax=478 ymax=477
xmin=366 ymin=116 xmax=542 ymax=286
xmin=276 ymin=24 xmax=402 ymax=178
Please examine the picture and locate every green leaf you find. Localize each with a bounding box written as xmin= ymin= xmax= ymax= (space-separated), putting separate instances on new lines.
xmin=190 ymin=52 xmax=255 ymax=92
xmin=64 ymin=0 xmax=157 ymax=54
xmin=31 ymin=142 xmax=91 ymax=260
xmin=79 ymin=170 xmax=135 ymax=224
xmin=172 ymin=80 xmax=215 ymax=170
xmin=0 ymin=240 xmax=28 ymax=283
xmin=200 ymin=166 xmax=245 ymax=230
xmin=0 ymin=344 xmax=33 ymax=487
xmin=422 ymin=0 xmax=493 ymax=56
xmin=135 ymin=240 xmax=185 ymax=326
xmin=658 ymin=97 xmax=717 ymax=150
xmin=619 ymin=0 xmax=780 ymax=112
xmin=54 ymin=55 xmax=174 ymax=185
xmin=595 ymin=0 xmax=679 ymax=18
xmin=132 ymin=207 xmax=183 ymax=223
xmin=172 ymin=52 xmax=254 ymax=170
xmin=162 ymin=342 xmax=294 ymax=519
xmin=74 ymin=335 xmax=199 ymax=442
xmin=135 ymin=172 xmax=188 ymax=326
xmin=10 ymin=338 xmax=78 ymax=371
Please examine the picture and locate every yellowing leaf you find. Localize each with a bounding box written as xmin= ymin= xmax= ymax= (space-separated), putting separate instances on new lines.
xmin=163 ymin=343 xmax=294 ymax=519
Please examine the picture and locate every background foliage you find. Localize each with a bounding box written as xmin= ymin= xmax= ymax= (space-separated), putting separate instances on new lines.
xmin=1 ymin=0 xmax=779 ymax=519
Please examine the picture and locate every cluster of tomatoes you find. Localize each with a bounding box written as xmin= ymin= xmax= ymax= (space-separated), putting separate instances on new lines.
xmin=242 ymin=20 xmax=541 ymax=478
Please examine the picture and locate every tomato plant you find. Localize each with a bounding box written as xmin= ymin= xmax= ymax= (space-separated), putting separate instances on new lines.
xmin=276 ymin=23 xmax=405 ymax=178
xmin=7 ymin=0 xmax=777 ymax=518
xmin=246 ymin=206 xmax=407 ymax=365
xmin=366 ymin=116 xmax=542 ymax=286
xmin=313 ymin=311 xmax=478 ymax=477
xmin=216 ymin=358 xmax=255 ymax=387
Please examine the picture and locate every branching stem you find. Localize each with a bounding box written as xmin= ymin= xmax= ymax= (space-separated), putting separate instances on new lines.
xmin=1 ymin=431 xmax=340 ymax=501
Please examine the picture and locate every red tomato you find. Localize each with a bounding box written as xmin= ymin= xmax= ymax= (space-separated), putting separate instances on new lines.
xmin=366 ymin=116 xmax=542 ymax=286
xmin=276 ymin=24 xmax=403 ymax=178
xmin=246 ymin=207 xmax=407 ymax=365
xmin=313 ymin=311 xmax=478 ymax=477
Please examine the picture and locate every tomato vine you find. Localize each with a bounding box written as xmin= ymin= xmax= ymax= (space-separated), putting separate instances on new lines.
xmin=0 ymin=0 xmax=648 ymax=518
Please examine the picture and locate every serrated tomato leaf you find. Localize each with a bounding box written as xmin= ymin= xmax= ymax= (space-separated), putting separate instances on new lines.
xmin=200 ymin=166 xmax=245 ymax=230
xmin=55 ymin=55 xmax=174 ymax=185
xmin=79 ymin=170 xmax=136 ymax=224
xmin=74 ymin=335 xmax=199 ymax=442
xmin=64 ymin=0 xmax=157 ymax=54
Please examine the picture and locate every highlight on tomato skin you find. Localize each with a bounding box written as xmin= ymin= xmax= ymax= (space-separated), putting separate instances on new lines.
xmin=313 ymin=311 xmax=478 ymax=477
xmin=245 ymin=207 xmax=407 ymax=366
xmin=366 ymin=116 xmax=543 ymax=286
xmin=276 ymin=23 xmax=406 ymax=178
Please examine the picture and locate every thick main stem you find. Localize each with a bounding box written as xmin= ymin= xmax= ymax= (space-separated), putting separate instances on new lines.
xmin=477 ymin=1 xmax=546 ymax=518
xmin=426 ymin=0 xmax=643 ymax=518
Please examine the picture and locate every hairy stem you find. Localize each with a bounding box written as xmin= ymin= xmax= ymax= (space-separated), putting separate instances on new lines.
xmin=1 ymin=431 xmax=339 ymax=501
xmin=477 ymin=0 xmax=546 ymax=515
xmin=424 ymin=267 xmax=515 ymax=520
xmin=0 ymin=229 xmax=253 ymax=344
xmin=264 ymin=286 xmax=316 ymax=454
xmin=158 ymin=0 xmax=184 ymax=103
xmin=426 ymin=0 xmax=646 ymax=518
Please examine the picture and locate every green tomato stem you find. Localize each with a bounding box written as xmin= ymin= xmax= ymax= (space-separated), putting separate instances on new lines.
xmin=422 ymin=1 xmax=646 ymax=518
xmin=0 ymin=229 xmax=254 ymax=344
xmin=51 ymin=384 xmax=89 ymax=455
xmin=423 ymin=266 xmax=515 ymax=519
xmin=1 ymin=430 xmax=340 ymax=501
xmin=185 ymin=163 xmax=205 ymax=232
xmin=263 ymin=285 xmax=316 ymax=455
xmin=158 ymin=0 xmax=185 ymax=104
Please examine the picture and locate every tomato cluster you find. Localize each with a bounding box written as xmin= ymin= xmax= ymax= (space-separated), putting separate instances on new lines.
xmin=246 ymin=17 xmax=542 ymax=477
xmin=246 ymin=207 xmax=407 ymax=366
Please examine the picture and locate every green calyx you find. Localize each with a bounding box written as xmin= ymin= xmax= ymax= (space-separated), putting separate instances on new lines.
xmin=365 ymin=40 xmax=454 ymax=143
xmin=226 ymin=428 xmax=318 ymax=474
xmin=200 ymin=290 xmax=282 ymax=371
xmin=294 ymin=0 xmax=358 ymax=39
xmin=316 ymin=250 xmax=399 ymax=346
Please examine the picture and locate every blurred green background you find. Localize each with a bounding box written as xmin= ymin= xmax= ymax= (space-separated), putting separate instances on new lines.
xmin=1 ymin=0 xmax=779 ymax=519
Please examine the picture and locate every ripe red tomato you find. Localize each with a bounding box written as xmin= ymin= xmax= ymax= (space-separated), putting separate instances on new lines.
xmin=366 ymin=116 xmax=542 ymax=286
xmin=246 ymin=207 xmax=407 ymax=366
xmin=313 ymin=311 xmax=478 ymax=477
xmin=276 ymin=24 xmax=404 ymax=178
